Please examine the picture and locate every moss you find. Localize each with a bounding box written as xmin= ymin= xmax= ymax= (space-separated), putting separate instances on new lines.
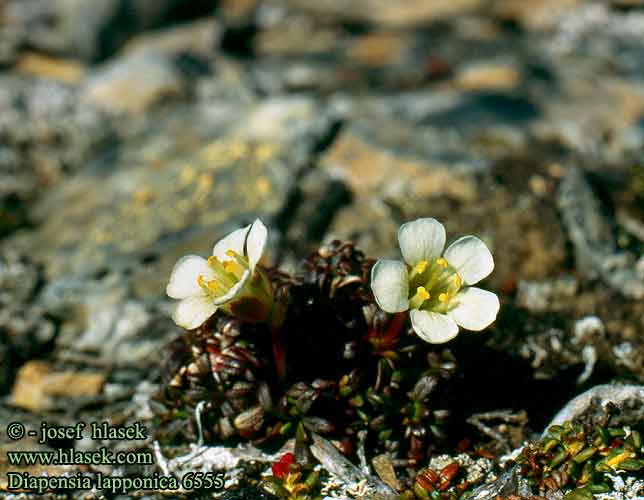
xmin=517 ymin=415 xmax=644 ymax=498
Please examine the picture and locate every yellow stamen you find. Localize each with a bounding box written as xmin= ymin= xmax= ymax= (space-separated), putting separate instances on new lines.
xmin=438 ymin=293 xmax=449 ymax=302
xmin=454 ymin=274 xmax=462 ymax=289
xmin=436 ymin=258 xmax=448 ymax=267
xmin=198 ymin=275 xmax=227 ymax=296
xmin=224 ymin=260 xmax=244 ymax=277
xmin=409 ymin=260 xmax=429 ymax=281
xmin=414 ymin=260 xmax=428 ymax=274
xmin=225 ymin=249 xmax=250 ymax=275
xmin=206 ymin=256 xmax=237 ymax=287
xmin=206 ymin=279 xmax=225 ymax=294
xmin=409 ymin=286 xmax=430 ymax=309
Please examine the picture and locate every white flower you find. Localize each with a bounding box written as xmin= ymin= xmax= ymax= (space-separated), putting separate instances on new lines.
xmin=370 ymin=218 xmax=499 ymax=344
xmin=166 ymin=219 xmax=271 ymax=329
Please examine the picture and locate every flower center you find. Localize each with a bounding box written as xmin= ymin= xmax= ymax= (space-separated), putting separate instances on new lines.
xmin=197 ymin=250 xmax=250 ymax=298
xmin=408 ymin=257 xmax=462 ymax=313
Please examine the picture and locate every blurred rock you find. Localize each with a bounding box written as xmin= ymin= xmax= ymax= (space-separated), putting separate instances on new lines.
xmin=0 ymin=75 xmax=117 ymax=236
xmin=10 ymin=360 xmax=105 ymax=411
xmin=320 ymin=126 xmax=478 ymax=203
xmin=317 ymin=121 xmax=483 ymax=258
xmin=548 ymin=384 xmax=644 ymax=428
xmin=43 ymin=273 xmax=176 ymax=367
xmin=455 ymin=62 xmax=521 ymax=91
xmin=82 ymin=53 xmax=188 ymax=114
xmin=4 ymin=96 xmax=335 ymax=366
xmin=492 ymin=0 xmax=583 ymax=31
xmin=516 ymin=276 xmax=579 ymax=312
xmin=25 ymin=97 xmax=331 ymax=282
xmin=534 ymin=78 xmax=644 ymax=164
xmin=15 ymin=52 xmax=87 ymax=84
xmin=0 ymin=248 xmax=56 ymax=393
xmin=289 ymin=0 xmax=483 ymax=28
xmin=279 ymin=169 xmax=352 ymax=258
xmin=611 ymin=0 xmax=644 ymax=7
xmin=325 ymin=200 xmax=401 ymax=260
xmin=0 ymin=24 xmax=21 ymax=68
xmin=123 ymin=17 xmax=220 ymax=58
xmin=55 ymin=0 xmax=122 ymax=60
xmin=0 ymin=248 xmax=39 ymax=306
xmin=254 ymin=12 xmax=342 ymax=56
xmin=6 ymin=0 xmax=217 ymax=61
xmin=557 ymin=168 xmax=644 ymax=299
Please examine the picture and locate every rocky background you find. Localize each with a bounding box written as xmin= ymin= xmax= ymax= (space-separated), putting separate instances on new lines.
xmin=1 ymin=0 xmax=644 ymax=498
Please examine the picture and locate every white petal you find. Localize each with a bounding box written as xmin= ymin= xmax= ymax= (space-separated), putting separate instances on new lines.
xmin=410 ymin=309 xmax=459 ymax=344
xmin=398 ymin=218 xmax=446 ymax=265
xmin=448 ymin=287 xmax=500 ymax=331
xmin=246 ymin=218 xmax=268 ymax=270
xmin=166 ymin=255 xmax=215 ymax=299
xmin=172 ymin=295 xmax=217 ymax=329
xmin=212 ymin=269 xmax=251 ymax=305
xmin=370 ymin=259 xmax=410 ymax=313
xmin=212 ymin=224 xmax=251 ymax=261
xmin=443 ymin=236 xmax=494 ymax=285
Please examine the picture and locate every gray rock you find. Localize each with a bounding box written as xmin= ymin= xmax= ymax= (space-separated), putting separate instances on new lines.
xmin=5 ymin=0 xmax=216 ymax=61
xmin=5 ymin=94 xmax=335 ymax=367
xmin=516 ymin=276 xmax=579 ymax=312
xmin=122 ymin=17 xmax=220 ymax=58
xmin=0 ymin=75 xmax=117 ymax=237
xmin=557 ymin=168 xmax=644 ymax=299
xmin=82 ymin=52 xmax=189 ymax=114
xmin=24 ymin=95 xmax=330 ymax=282
xmin=547 ymin=384 xmax=644 ymax=430
xmin=288 ymin=0 xmax=483 ymax=28
xmin=0 ymin=247 xmax=55 ymax=392
xmin=56 ymin=0 xmax=122 ymax=60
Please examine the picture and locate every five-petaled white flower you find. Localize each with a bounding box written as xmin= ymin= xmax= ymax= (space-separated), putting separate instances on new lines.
xmin=166 ymin=219 xmax=272 ymax=329
xmin=370 ymin=218 xmax=499 ymax=344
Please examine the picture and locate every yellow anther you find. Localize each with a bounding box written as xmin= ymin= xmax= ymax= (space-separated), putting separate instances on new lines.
xmin=454 ymin=274 xmax=462 ymax=288
xmin=224 ymin=249 xmax=250 ymax=275
xmin=414 ymin=261 xmax=428 ymax=274
xmin=438 ymin=293 xmax=449 ymax=302
xmin=224 ymin=261 xmax=239 ymax=274
xmin=198 ymin=275 xmax=226 ymax=295
xmin=206 ymin=256 xmax=237 ymax=287
xmin=436 ymin=258 xmax=448 ymax=268
xmin=409 ymin=286 xmax=431 ymax=309
xmin=206 ymin=280 xmax=223 ymax=293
